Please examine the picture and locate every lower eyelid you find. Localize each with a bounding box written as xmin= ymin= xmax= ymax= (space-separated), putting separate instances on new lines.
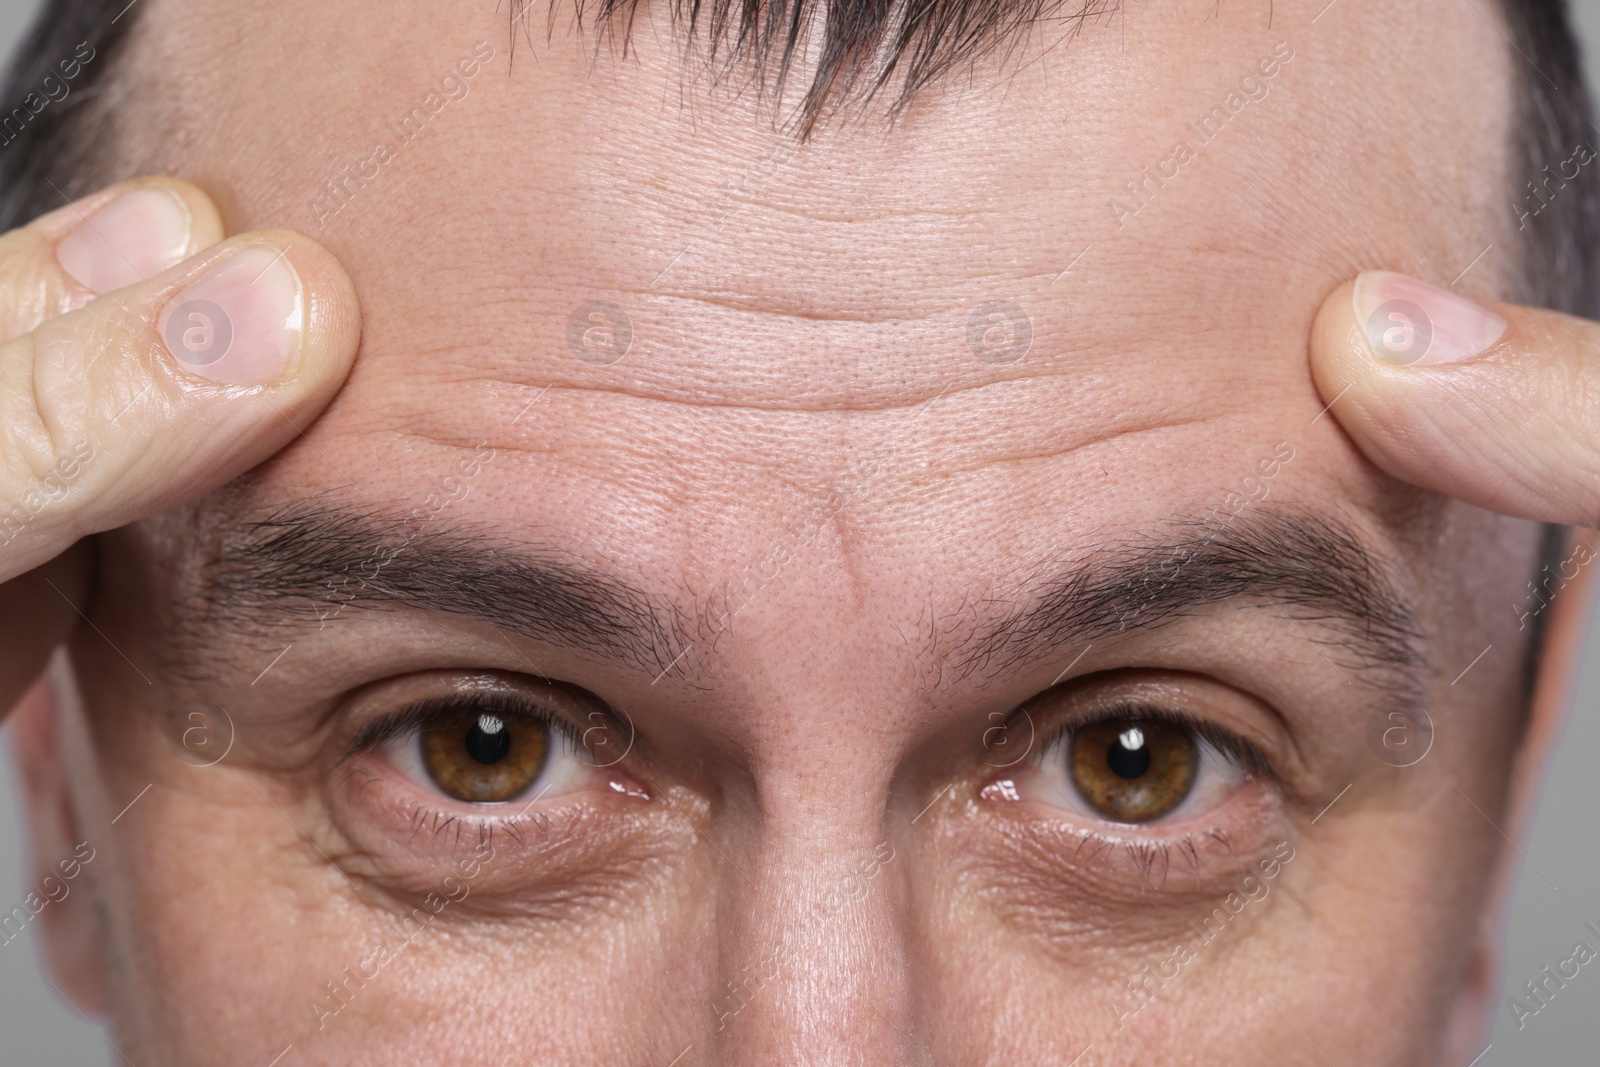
xmin=332 ymin=752 xmax=582 ymax=861
xmin=953 ymin=789 xmax=1294 ymax=926
xmin=324 ymin=763 xmax=684 ymax=911
xmin=395 ymin=798 xmax=557 ymax=853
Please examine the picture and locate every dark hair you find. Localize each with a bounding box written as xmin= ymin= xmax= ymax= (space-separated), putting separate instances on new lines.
xmin=0 ymin=0 xmax=134 ymax=230
xmin=0 ymin=0 xmax=1589 ymax=697
xmin=1492 ymin=1 xmax=1598 ymax=698
xmin=554 ymin=0 xmax=1117 ymax=137
xmin=1501 ymin=1 xmax=1600 ymax=319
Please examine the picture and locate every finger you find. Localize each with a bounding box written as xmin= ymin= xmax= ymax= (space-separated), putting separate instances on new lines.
xmin=1310 ymin=270 xmax=1600 ymax=526
xmin=0 ymin=230 xmax=361 ymax=581
xmin=0 ymin=177 xmax=224 ymax=340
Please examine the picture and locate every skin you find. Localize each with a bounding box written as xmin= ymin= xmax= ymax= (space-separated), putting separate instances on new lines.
xmin=3 ymin=0 xmax=1600 ymax=1063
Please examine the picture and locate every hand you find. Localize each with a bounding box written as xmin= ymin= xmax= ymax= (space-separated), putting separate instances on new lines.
xmin=1311 ymin=270 xmax=1600 ymax=526
xmin=0 ymin=178 xmax=360 ymax=715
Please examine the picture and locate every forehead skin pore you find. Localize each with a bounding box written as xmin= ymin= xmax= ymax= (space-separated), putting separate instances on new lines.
xmin=53 ymin=0 xmax=1549 ymax=1064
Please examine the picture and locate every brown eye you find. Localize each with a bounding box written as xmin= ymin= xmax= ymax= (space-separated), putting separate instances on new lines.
xmin=420 ymin=707 xmax=551 ymax=803
xmin=1069 ymin=718 xmax=1198 ymax=823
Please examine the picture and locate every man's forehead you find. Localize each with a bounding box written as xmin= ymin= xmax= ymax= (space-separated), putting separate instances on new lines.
xmin=135 ymin=0 xmax=1517 ymax=561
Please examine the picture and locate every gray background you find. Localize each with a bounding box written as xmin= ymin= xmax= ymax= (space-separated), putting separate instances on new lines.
xmin=2 ymin=1 xmax=1600 ymax=1063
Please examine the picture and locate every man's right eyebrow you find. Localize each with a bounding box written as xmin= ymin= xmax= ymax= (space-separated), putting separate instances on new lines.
xmin=183 ymin=506 xmax=679 ymax=674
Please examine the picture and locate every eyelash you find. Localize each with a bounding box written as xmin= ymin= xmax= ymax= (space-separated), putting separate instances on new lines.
xmin=1030 ymin=698 xmax=1276 ymax=783
xmin=345 ymin=691 xmax=588 ymax=761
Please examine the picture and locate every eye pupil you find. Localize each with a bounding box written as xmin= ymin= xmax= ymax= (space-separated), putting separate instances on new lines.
xmin=465 ymin=714 xmax=511 ymax=765
xmin=1107 ymin=727 xmax=1151 ymax=779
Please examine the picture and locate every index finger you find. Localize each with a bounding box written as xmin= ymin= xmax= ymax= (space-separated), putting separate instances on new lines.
xmin=1309 ymin=270 xmax=1600 ymax=526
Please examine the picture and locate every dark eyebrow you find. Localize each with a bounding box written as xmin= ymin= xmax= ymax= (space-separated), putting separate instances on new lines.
xmin=950 ymin=510 xmax=1428 ymax=693
xmin=182 ymin=505 xmax=679 ymax=675
xmin=177 ymin=505 xmax=1423 ymax=701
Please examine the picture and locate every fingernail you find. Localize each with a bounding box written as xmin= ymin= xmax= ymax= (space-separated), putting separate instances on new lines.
xmin=157 ymin=246 xmax=302 ymax=384
xmin=55 ymin=187 xmax=192 ymax=295
xmin=1352 ymin=271 xmax=1507 ymax=366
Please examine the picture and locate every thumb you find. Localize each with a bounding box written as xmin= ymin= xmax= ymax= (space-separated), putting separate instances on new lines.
xmin=0 ymin=230 xmax=360 ymax=580
xmin=1310 ymin=270 xmax=1600 ymax=526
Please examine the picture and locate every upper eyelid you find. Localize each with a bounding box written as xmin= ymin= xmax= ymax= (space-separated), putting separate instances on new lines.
xmin=1028 ymin=698 xmax=1275 ymax=780
xmin=342 ymin=691 xmax=590 ymax=765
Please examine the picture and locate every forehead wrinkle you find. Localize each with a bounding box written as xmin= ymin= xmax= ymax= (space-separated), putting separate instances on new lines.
xmin=348 ymin=247 xmax=1342 ymax=422
xmin=345 ymin=359 xmax=1258 ymax=474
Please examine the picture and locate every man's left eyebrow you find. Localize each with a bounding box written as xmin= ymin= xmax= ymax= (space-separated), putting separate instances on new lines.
xmin=953 ymin=510 xmax=1428 ymax=690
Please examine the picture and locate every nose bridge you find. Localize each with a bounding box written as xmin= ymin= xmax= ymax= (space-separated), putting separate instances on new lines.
xmin=710 ymin=796 xmax=917 ymax=1067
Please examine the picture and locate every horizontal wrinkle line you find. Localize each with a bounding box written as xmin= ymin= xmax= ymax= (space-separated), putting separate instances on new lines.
xmin=432 ymin=374 xmax=1190 ymax=417
xmin=679 ymin=199 xmax=995 ymax=225
xmin=619 ymin=291 xmax=947 ymax=326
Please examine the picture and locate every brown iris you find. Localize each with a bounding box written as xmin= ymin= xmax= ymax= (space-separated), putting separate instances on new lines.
xmin=420 ymin=707 xmax=550 ymax=803
xmin=1069 ymin=718 xmax=1198 ymax=823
